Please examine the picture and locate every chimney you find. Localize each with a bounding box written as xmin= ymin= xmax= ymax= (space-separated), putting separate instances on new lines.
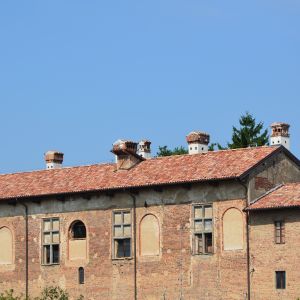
xmin=44 ymin=151 xmax=64 ymax=169
xmin=112 ymin=140 xmax=144 ymax=170
xmin=270 ymin=122 xmax=290 ymax=150
xmin=137 ymin=140 xmax=151 ymax=159
xmin=186 ymin=131 xmax=210 ymax=154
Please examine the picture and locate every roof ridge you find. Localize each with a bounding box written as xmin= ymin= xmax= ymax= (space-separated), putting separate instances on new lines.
xmin=152 ymin=145 xmax=277 ymax=160
xmin=0 ymin=162 xmax=115 ymax=177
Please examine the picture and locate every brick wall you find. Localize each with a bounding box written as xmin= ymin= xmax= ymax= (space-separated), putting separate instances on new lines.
xmin=0 ymin=197 xmax=248 ymax=300
xmin=249 ymin=209 xmax=300 ymax=300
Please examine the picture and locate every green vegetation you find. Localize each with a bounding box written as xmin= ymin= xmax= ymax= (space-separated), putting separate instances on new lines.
xmin=157 ymin=112 xmax=269 ymax=156
xmin=156 ymin=145 xmax=188 ymax=156
xmin=0 ymin=287 xmax=83 ymax=300
xmin=227 ymin=112 xmax=269 ymax=149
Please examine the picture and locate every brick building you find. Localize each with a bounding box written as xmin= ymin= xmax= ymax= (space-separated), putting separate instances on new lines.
xmin=0 ymin=124 xmax=299 ymax=299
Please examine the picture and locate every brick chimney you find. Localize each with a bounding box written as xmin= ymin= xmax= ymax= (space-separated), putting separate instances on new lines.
xmin=270 ymin=122 xmax=290 ymax=150
xmin=186 ymin=131 xmax=210 ymax=154
xmin=137 ymin=140 xmax=151 ymax=159
xmin=112 ymin=140 xmax=144 ymax=170
xmin=44 ymin=151 xmax=64 ymax=169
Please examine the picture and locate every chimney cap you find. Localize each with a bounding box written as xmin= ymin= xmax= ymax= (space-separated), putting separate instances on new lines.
xmin=186 ymin=131 xmax=210 ymax=145
xmin=112 ymin=140 xmax=138 ymax=155
xmin=44 ymin=150 xmax=64 ymax=163
xmin=270 ymin=122 xmax=290 ymax=138
xmin=271 ymin=122 xmax=290 ymax=128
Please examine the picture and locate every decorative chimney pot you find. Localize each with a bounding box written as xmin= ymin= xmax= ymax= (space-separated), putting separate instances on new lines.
xmin=270 ymin=122 xmax=290 ymax=150
xmin=44 ymin=151 xmax=64 ymax=169
xmin=137 ymin=140 xmax=151 ymax=159
xmin=112 ymin=140 xmax=143 ymax=170
xmin=186 ymin=131 xmax=210 ymax=154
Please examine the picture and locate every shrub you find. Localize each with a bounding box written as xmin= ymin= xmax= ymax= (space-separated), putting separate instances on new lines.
xmin=0 ymin=287 xmax=83 ymax=300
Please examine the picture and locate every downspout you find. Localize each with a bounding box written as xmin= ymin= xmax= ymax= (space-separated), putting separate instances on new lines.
xmin=129 ymin=193 xmax=137 ymax=300
xmin=18 ymin=200 xmax=29 ymax=299
xmin=238 ymin=180 xmax=251 ymax=300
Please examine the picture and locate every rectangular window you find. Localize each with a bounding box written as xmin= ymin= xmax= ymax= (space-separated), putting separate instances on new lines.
xmin=193 ymin=205 xmax=213 ymax=254
xmin=42 ymin=218 xmax=60 ymax=265
xmin=276 ymin=271 xmax=286 ymax=289
xmin=112 ymin=211 xmax=131 ymax=258
xmin=275 ymin=221 xmax=285 ymax=244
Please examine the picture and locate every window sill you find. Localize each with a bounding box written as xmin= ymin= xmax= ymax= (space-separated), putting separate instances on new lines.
xmin=192 ymin=253 xmax=213 ymax=256
xmin=41 ymin=263 xmax=60 ymax=267
xmin=112 ymin=257 xmax=133 ymax=261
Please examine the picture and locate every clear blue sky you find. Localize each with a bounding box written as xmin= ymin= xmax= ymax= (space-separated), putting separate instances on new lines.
xmin=0 ymin=1 xmax=299 ymax=173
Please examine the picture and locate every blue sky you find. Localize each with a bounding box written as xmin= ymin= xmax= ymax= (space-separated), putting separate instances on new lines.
xmin=0 ymin=1 xmax=299 ymax=173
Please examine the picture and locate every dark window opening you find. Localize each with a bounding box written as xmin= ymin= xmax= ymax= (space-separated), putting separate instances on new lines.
xmin=79 ymin=267 xmax=84 ymax=284
xmin=115 ymin=238 xmax=131 ymax=258
xmin=276 ymin=271 xmax=286 ymax=289
xmin=70 ymin=221 xmax=86 ymax=239
xmin=195 ymin=233 xmax=212 ymax=254
xmin=52 ymin=244 xmax=60 ymax=264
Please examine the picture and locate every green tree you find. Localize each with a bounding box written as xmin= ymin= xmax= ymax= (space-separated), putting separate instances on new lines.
xmin=227 ymin=112 xmax=269 ymax=149
xmin=156 ymin=145 xmax=188 ymax=157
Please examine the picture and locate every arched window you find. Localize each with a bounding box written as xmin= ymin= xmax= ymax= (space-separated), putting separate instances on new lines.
xmin=70 ymin=221 xmax=86 ymax=239
xmin=0 ymin=227 xmax=13 ymax=265
xmin=223 ymin=208 xmax=244 ymax=251
xmin=69 ymin=221 xmax=87 ymax=260
xmin=140 ymin=214 xmax=160 ymax=256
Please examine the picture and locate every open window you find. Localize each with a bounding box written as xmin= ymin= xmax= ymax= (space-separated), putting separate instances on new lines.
xmin=69 ymin=220 xmax=87 ymax=261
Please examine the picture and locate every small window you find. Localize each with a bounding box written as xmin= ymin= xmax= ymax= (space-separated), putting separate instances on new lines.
xmin=42 ymin=218 xmax=60 ymax=265
xmin=275 ymin=221 xmax=285 ymax=244
xmin=193 ymin=205 xmax=213 ymax=254
xmin=113 ymin=211 xmax=131 ymax=258
xmin=79 ymin=267 xmax=84 ymax=284
xmin=276 ymin=271 xmax=286 ymax=289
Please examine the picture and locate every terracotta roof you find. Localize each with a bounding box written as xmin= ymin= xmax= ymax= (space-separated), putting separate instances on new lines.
xmin=0 ymin=146 xmax=283 ymax=200
xmin=247 ymin=183 xmax=300 ymax=211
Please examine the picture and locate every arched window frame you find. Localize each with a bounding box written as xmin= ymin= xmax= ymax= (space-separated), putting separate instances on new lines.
xmin=139 ymin=213 xmax=160 ymax=257
xmin=0 ymin=226 xmax=14 ymax=265
xmin=68 ymin=220 xmax=88 ymax=261
xmin=222 ymin=207 xmax=244 ymax=251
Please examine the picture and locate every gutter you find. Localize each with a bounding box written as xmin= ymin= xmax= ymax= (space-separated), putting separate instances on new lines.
xmin=238 ymin=180 xmax=251 ymax=300
xmin=129 ymin=193 xmax=137 ymax=300
xmin=18 ymin=200 xmax=29 ymax=299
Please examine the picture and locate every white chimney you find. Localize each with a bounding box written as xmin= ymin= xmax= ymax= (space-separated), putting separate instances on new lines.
xmin=186 ymin=131 xmax=210 ymax=154
xmin=44 ymin=151 xmax=64 ymax=169
xmin=270 ymin=122 xmax=290 ymax=150
xmin=137 ymin=140 xmax=151 ymax=159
